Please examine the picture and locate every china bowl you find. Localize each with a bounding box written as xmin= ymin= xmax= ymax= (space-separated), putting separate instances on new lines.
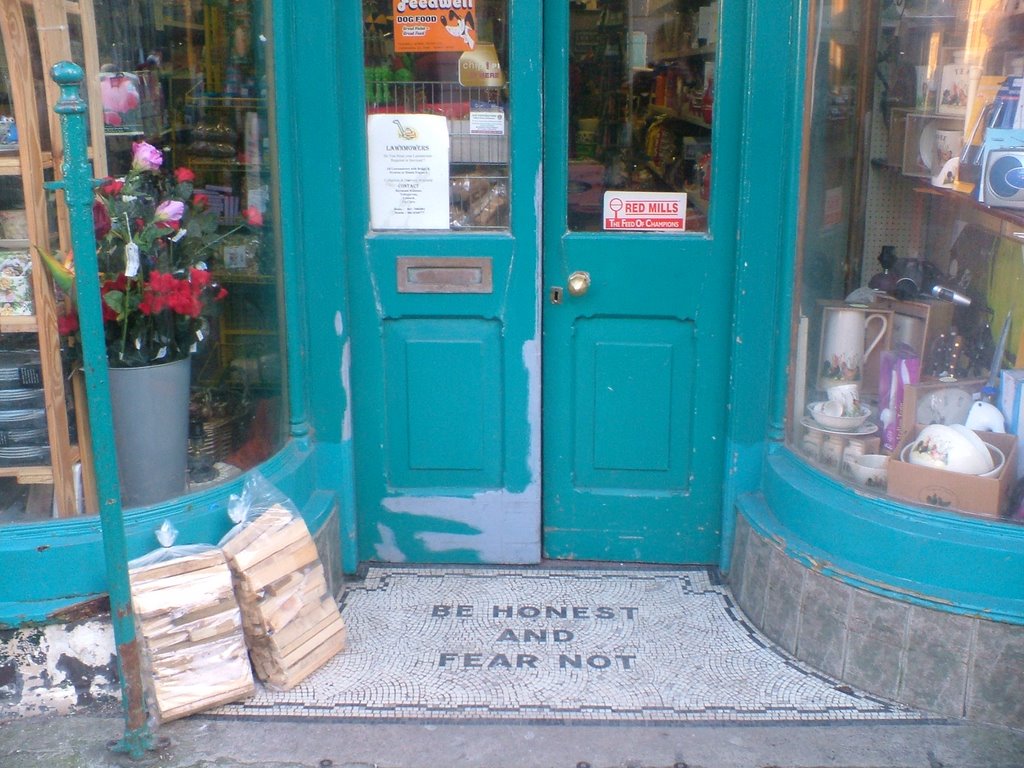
xmin=901 ymin=424 xmax=1000 ymax=475
xmin=808 ymin=401 xmax=871 ymax=431
xmin=849 ymin=453 xmax=888 ymax=487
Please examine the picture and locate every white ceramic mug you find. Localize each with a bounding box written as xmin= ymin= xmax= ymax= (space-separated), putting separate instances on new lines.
xmin=934 ymin=130 xmax=963 ymax=171
xmin=818 ymin=308 xmax=888 ymax=389
xmin=827 ymin=383 xmax=860 ymax=417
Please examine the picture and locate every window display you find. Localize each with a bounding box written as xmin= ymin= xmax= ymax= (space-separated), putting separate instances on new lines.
xmin=791 ymin=0 xmax=1024 ymax=524
xmin=363 ymin=0 xmax=510 ymax=231
xmin=0 ymin=0 xmax=283 ymax=522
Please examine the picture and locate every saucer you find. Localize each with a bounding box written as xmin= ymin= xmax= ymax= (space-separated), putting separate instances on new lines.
xmin=800 ymin=416 xmax=879 ymax=436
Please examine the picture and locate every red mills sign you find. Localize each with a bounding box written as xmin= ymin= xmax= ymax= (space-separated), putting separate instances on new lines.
xmin=603 ymin=191 xmax=687 ymax=231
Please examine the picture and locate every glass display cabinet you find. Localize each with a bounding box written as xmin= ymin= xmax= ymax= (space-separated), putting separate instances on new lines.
xmin=792 ymin=0 xmax=1024 ymax=525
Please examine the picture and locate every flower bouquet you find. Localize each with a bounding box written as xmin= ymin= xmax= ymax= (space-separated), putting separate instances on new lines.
xmin=46 ymin=140 xmax=261 ymax=368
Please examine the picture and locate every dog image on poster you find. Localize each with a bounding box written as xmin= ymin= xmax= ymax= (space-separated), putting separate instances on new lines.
xmin=393 ymin=1 xmax=478 ymax=52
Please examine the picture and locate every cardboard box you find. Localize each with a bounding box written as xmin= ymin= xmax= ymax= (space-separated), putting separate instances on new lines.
xmin=871 ymin=297 xmax=954 ymax=368
xmin=902 ymin=112 xmax=963 ymax=178
xmin=888 ymin=427 xmax=1018 ymax=518
xmin=886 ymin=109 xmax=910 ymax=169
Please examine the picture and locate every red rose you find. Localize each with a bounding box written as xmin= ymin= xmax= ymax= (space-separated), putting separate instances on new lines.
xmin=174 ymin=167 xmax=196 ymax=183
xmin=192 ymin=192 xmax=209 ymax=210
xmin=57 ymin=312 xmax=79 ymax=335
xmin=189 ymin=267 xmax=211 ymax=289
xmin=99 ymin=178 xmax=123 ymax=197
xmin=93 ymin=200 xmax=111 ymax=240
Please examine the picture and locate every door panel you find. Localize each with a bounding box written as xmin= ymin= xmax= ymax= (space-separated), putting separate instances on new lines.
xmin=385 ymin=318 xmax=503 ymax=485
xmin=575 ymin=318 xmax=694 ymax=486
xmin=542 ymin=1 xmax=741 ymax=563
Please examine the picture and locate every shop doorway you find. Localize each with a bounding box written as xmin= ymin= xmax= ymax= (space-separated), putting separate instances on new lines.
xmin=349 ymin=1 xmax=739 ymax=565
xmin=540 ymin=3 xmax=739 ymax=563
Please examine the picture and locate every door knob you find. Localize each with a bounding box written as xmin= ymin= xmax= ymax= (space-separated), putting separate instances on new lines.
xmin=567 ymin=270 xmax=591 ymax=297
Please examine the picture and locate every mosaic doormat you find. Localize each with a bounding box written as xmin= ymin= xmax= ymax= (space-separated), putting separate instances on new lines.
xmin=211 ymin=566 xmax=929 ymax=724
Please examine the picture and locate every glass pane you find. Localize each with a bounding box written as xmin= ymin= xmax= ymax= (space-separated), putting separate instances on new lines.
xmin=791 ymin=0 xmax=1024 ymax=526
xmin=568 ymin=1 xmax=715 ymax=232
xmin=362 ymin=1 xmax=509 ymax=231
xmin=91 ymin=0 xmax=285 ymax=491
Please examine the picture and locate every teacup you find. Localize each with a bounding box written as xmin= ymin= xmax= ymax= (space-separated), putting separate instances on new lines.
xmin=827 ymin=384 xmax=860 ymax=417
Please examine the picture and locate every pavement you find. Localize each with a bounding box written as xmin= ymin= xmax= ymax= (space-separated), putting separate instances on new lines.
xmin=3 ymin=566 xmax=1023 ymax=767
xmin=2 ymin=707 xmax=1024 ymax=768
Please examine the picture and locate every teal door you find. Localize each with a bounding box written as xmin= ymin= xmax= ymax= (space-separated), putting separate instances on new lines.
xmin=349 ymin=1 xmax=544 ymax=564
xmin=541 ymin=2 xmax=741 ymax=563
xmin=349 ymin=1 xmax=739 ymax=565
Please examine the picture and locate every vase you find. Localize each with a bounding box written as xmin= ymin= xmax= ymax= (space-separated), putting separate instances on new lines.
xmin=108 ymin=356 xmax=191 ymax=507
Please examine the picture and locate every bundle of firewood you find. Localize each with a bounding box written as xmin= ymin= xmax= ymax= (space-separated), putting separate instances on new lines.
xmin=221 ymin=504 xmax=347 ymax=690
xmin=128 ymin=547 xmax=254 ymax=723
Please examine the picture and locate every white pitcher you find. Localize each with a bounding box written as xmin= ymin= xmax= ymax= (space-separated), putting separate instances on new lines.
xmin=818 ymin=308 xmax=888 ymax=390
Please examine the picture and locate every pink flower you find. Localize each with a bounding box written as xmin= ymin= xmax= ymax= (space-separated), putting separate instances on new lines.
xmin=131 ymin=141 xmax=163 ymax=172
xmin=100 ymin=75 xmax=140 ymax=113
xmin=154 ymin=200 xmax=185 ymax=223
xmin=242 ymin=206 xmax=263 ymax=227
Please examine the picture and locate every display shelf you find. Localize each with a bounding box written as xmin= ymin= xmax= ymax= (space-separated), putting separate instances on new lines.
xmin=0 ymin=315 xmax=39 ymax=333
xmin=0 ymin=152 xmax=54 ymax=175
xmin=669 ymin=45 xmax=717 ymax=60
xmin=0 ymin=465 xmax=53 ymax=482
xmin=187 ymin=95 xmax=265 ymax=110
xmin=649 ymin=104 xmax=711 ymax=130
xmin=913 ymin=184 xmax=1024 ymax=241
xmin=213 ymin=271 xmax=274 ymax=284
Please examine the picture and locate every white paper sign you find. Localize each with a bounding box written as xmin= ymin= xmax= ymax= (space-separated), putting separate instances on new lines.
xmin=603 ymin=191 xmax=687 ymax=231
xmin=368 ymin=114 xmax=450 ymax=230
xmin=469 ymin=102 xmax=505 ymax=135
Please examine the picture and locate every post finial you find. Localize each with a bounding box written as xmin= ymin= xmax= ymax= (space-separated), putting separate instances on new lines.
xmin=50 ymin=60 xmax=83 ymax=85
xmin=50 ymin=61 xmax=87 ymax=115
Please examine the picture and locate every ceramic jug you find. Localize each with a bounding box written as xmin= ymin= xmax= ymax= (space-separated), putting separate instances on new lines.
xmin=818 ymin=308 xmax=888 ymax=390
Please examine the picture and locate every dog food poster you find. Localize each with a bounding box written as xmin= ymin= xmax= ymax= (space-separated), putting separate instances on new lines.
xmin=367 ymin=113 xmax=450 ymax=230
xmin=392 ymin=1 xmax=478 ymax=53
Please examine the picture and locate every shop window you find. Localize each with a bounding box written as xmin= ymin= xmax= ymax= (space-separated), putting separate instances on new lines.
xmin=568 ymin=1 xmax=714 ymax=233
xmin=362 ymin=1 xmax=509 ymax=231
xmin=791 ymin=0 xmax=1024 ymax=525
xmin=0 ymin=0 xmax=284 ymax=523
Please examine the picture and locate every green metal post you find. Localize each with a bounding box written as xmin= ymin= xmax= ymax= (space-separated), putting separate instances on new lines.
xmin=47 ymin=62 xmax=155 ymax=758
